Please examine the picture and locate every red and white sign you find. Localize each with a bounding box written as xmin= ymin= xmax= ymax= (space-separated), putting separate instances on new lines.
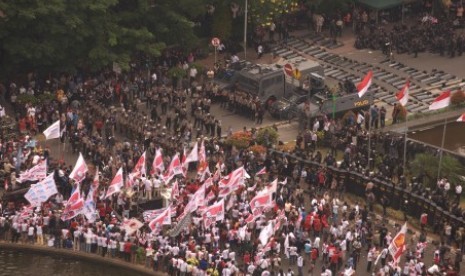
xmin=388 ymin=223 xmax=408 ymax=264
xmin=211 ymin=37 xmax=221 ymax=47
xmin=284 ymin=63 xmax=293 ymax=77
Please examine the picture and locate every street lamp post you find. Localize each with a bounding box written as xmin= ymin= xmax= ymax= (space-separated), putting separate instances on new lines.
xmin=243 ymin=0 xmax=248 ymax=60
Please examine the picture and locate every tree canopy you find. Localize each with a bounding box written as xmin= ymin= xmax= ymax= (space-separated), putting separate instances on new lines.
xmin=0 ymin=0 xmax=206 ymax=77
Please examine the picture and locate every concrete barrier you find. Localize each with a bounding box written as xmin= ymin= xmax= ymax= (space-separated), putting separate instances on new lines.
xmin=0 ymin=242 xmax=164 ymax=276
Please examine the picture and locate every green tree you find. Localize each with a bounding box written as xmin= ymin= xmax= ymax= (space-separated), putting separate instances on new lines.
xmin=0 ymin=0 xmax=207 ymax=77
xmin=410 ymin=153 xmax=465 ymax=188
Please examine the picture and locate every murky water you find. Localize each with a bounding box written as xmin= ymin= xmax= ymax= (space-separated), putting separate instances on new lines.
xmin=409 ymin=121 xmax=465 ymax=155
xmin=0 ymin=249 xmax=137 ymax=276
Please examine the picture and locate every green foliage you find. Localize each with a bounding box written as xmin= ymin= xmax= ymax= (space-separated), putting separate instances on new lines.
xmin=410 ymin=153 xmax=465 ymax=188
xmin=211 ymin=2 xmax=233 ymax=41
xmin=256 ymin=127 xmax=279 ymax=146
xmin=167 ymin=67 xmax=187 ymax=79
xmin=249 ymin=0 xmax=299 ymax=26
xmin=0 ymin=0 xmax=209 ymax=77
xmin=305 ymin=0 xmax=352 ymax=16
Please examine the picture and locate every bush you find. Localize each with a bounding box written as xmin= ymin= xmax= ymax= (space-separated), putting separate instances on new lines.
xmin=226 ymin=131 xmax=252 ymax=149
xmin=451 ymin=90 xmax=465 ymax=105
xmin=256 ymin=127 xmax=279 ymax=146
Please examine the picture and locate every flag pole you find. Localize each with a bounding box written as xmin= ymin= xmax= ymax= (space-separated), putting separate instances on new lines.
xmin=437 ymin=118 xmax=448 ymax=180
xmin=367 ymin=90 xmax=373 ymax=170
xmin=402 ymin=112 xmax=408 ymax=172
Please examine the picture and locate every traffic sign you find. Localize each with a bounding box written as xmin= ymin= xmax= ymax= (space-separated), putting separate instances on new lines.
xmin=284 ymin=63 xmax=293 ymax=77
xmin=211 ymin=37 xmax=221 ymax=47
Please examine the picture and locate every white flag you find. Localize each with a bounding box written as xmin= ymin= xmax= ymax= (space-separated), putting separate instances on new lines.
xmin=259 ymin=221 xmax=274 ymax=246
xmin=43 ymin=120 xmax=61 ymax=140
xmin=69 ymin=153 xmax=88 ymax=183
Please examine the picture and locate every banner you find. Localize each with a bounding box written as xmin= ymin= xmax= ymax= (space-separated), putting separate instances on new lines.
xmin=24 ymin=173 xmax=58 ymax=206
xmin=388 ymin=222 xmax=408 ymax=264
xmin=18 ymin=161 xmax=47 ymax=183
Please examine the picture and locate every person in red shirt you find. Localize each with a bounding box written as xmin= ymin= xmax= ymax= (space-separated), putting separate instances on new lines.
xmin=313 ymin=216 xmax=322 ymax=237
xmin=330 ymin=247 xmax=339 ymax=275
xmin=243 ymin=251 xmax=251 ymax=272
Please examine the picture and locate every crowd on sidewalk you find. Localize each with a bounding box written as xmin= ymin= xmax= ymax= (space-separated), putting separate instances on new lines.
xmin=0 ymin=35 xmax=463 ymax=276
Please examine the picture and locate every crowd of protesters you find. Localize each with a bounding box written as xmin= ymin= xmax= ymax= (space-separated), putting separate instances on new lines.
xmin=0 ymin=30 xmax=463 ymax=276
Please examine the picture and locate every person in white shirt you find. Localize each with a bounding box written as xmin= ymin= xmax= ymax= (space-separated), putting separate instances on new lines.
xmin=36 ymin=224 xmax=43 ymax=245
xmin=27 ymin=225 xmax=35 ymax=244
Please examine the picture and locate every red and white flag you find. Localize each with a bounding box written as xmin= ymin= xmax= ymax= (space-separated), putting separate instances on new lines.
xmin=198 ymin=140 xmax=208 ymax=174
xmin=105 ymin=167 xmax=124 ymax=199
xmin=202 ymin=199 xmax=225 ymax=229
xmin=429 ymin=91 xmax=451 ymax=110
xmin=149 ymin=206 xmax=171 ymax=232
xmin=163 ymin=153 xmax=183 ymax=183
xmin=171 ymin=180 xmax=179 ymax=201
xmin=18 ymin=160 xmax=47 ymax=183
xmin=43 ymin=120 xmax=61 ymax=140
xmin=259 ymin=221 xmax=274 ymax=246
xmin=89 ymin=168 xmax=100 ymax=200
xmin=132 ymin=151 xmax=147 ymax=178
xmin=457 ymin=113 xmax=465 ymax=122
xmin=256 ymin=166 xmax=267 ymax=176
xmin=262 ymin=179 xmax=278 ymax=194
xmin=184 ymin=142 xmax=199 ymax=164
xmin=357 ymin=71 xmax=373 ymax=98
xmin=396 ymin=80 xmax=410 ymax=106
xmin=121 ymin=218 xmax=144 ymax=235
xmin=69 ymin=153 xmax=88 ymax=183
xmin=61 ymin=185 xmax=85 ymax=220
xmin=150 ymin=149 xmax=164 ymax=175
xmin=388 ymin=222 xmax=408 ymax=264
xmin=249 ymin=191 xmax=273 ymax=217
xmin=143 ymin=208 xmax=167 ymax=222
xmin=219 ymin=166 xmax=250 ymax=188
xmin=184 ymin=184 xmax=206 ymax=214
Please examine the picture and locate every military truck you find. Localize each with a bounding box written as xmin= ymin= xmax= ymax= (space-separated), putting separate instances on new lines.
xmin=215 ymin=57 xmax=373 ymax=118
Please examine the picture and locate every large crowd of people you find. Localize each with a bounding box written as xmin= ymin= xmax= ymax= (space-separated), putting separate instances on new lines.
xmin=0 ymin=12 xmax=464 ymax=276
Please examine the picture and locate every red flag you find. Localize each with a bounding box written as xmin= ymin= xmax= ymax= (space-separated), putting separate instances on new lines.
xmin=150 ymin=149 xmax=164 ymax=175
xmin=357 ymin=71 xmax=373 ymax=98
xmin=249 ymin=191 xmax=273 ymax=217
xmin=105 ymin=167 xmax=124 ymax=199
xmin=69 ymin=153 xmax=88 ymax=183
xmin=429 ymin=91 xmax=451 ymax=110
xmin=256 ymin=166 xmax=267 ymax=176
xmin=396 ymin=80 xmax=410 ymax=107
